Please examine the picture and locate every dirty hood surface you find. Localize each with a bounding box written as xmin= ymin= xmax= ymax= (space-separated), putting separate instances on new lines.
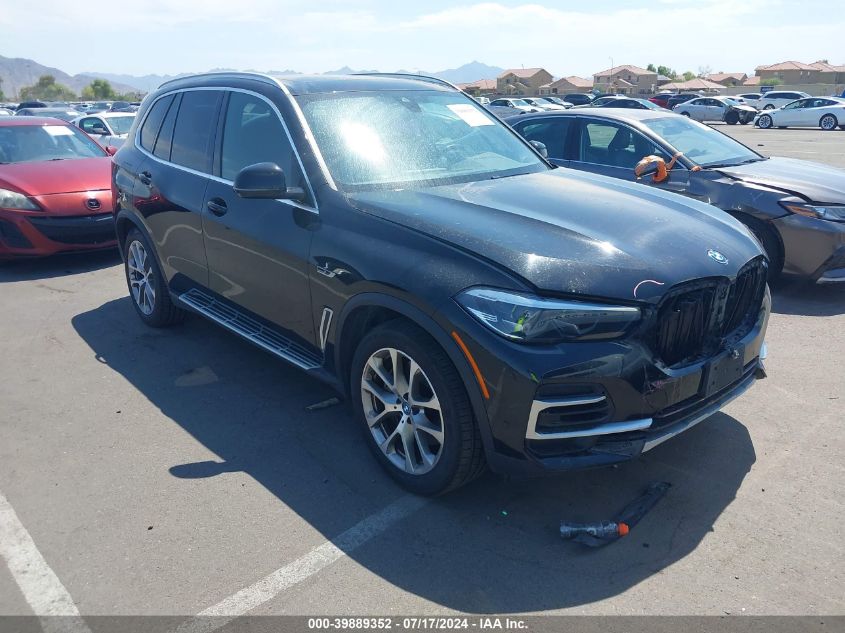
xmin=715 ymin=156 xmax=845 ymax=205
xmin=348 ymin=168 xmax=763 ymax=302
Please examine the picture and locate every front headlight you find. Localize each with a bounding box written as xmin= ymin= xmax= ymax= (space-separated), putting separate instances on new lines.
xmin=0 ymin=188 xmax=40 ymax=211
xmin=780 ymin=201 xmax=845 ymax=222
xmin=455 ymin=287 xmax=641 ymax=344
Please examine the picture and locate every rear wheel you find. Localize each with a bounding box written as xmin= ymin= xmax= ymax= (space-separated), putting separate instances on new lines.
xmin=351 ymin=321 xmax=485 ymax=495
xmin=820 ymin=114 xmax=838 ymax=131
xmin=757 ymin=114 xmax=773 ymax=129
xmin=124 ymin=228 xmax=185 ymax=327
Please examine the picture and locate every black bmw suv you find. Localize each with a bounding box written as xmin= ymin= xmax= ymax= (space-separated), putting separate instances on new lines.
xmin=112 ymin=72 xmax=770 ymax=495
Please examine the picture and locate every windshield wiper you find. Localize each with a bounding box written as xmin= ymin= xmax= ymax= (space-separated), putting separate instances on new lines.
xmin=705 ymin=157 xmax=766 ymax=169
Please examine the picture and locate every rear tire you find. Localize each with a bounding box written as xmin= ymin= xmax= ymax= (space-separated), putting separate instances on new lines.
xmin=820 ymin=114 xmax=838 ymax=131
xmin=123 ymin=228 xmax=186 ymax=327
xmin=351 ymin=320 xmax=485 ymax=495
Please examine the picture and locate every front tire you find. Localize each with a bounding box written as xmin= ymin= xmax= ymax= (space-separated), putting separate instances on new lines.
xmin=757 ymin=114 xmax=773 ymax=129
xmin=725 ymin=111 xmax=739 ymax=125
xmin=820 ymin=114 xmax=838 ymax=131
xmin=680 ymin=111 xmax=690 ymax=117
xmin=123 ymin=228 xmax=185 ymax=327
xmin=351 ymin=321 xmax=485 ymax=495
xmin=741 ymin=216 xmax=783 ymax=278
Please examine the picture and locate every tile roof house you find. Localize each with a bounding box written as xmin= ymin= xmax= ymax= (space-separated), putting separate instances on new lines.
xmin=706 ymin=72 xmax=748 ymax=87
xmin=457 ymin=79 xmax=497 ymax=96
xmin=592 ymin=65 xmax=658 ymax=95
xmin=496 ymin=68 xmax=554 ymax=96
xmin=755 ymin=61 xmax=845 ymax=85
xmin=538 ymin=76 xmax=593 ymax=95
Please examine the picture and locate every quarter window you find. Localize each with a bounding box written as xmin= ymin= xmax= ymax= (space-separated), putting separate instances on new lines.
xmin=153 ymin=93 xmax=181 ymax=161
xmin=139 ymin=94 xmax=174 ymax=152
xmin=170 ymin=90 xmax=222 ymax=173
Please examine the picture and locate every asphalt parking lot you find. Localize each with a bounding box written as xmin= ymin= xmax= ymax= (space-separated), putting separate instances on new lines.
xmin=1 ymin=126 xmax=843 ymax=624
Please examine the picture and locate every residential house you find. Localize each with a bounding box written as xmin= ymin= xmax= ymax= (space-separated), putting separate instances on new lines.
xmin=496 ymin=68 xmax=554 ymax=96
xmin=592 ymin=65 xmax=658 ymax=95
xmin=539 ymin=76 xmax=593 ymax=95
xmin=755 ymin=61 xmax=845 ymax=85
xmin=458 ymin=79 xmax=497 ymax=97
xmin=706 ymin=72 xmax=748 ymax=87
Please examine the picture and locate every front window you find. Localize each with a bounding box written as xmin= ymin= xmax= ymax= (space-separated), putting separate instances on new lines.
xmin=297 ymin=90 xmax=547 ymax=190
xmin=642 ymin=116 xmax=762 ymax=168
xmin=105 ymin=115 xmax=136 ymax=135
xmin=0 ymin=124 xmax=105 ymax=164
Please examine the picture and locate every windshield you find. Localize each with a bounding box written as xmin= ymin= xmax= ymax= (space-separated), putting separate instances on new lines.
xmin=297 ymin=90 xmax=547 ymax=190
xmin=642 ymin=116 xmax=762 ymax=167
xmin=0 ymin=124 xmax=106 ymax=164
xmin=105 ymin=115 xmax=135 ymax=135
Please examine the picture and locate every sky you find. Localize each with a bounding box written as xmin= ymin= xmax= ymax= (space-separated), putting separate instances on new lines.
xmin=2 ymin=0 xmax=843 ymax=78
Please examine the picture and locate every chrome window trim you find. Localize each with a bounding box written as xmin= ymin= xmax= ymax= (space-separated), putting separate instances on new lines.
xmin=133 ymin=86 xmax=319 ymax=214
xmin=272 ymin=79 xmax=338 ymax=191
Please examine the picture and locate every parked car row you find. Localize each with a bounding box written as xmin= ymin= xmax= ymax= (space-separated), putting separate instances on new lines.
xmin=2 ymin=72 xmax=842 ymax=495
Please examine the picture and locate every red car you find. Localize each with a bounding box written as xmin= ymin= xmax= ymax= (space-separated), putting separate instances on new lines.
xmin=648 ymin=94 xmax=671 ymax=109
xmin=0 ymin=117 xmax=116 ymax=259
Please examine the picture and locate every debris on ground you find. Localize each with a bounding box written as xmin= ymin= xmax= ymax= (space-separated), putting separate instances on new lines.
xmin=305 ymin=397 xmax=342 ymax=411
xmin=560 ymin=481 xmax=671 ymax=547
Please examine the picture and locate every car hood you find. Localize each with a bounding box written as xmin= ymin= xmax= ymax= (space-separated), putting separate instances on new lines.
xmin=714 ymin=156 xmax=845 ymax=204
xmin=347 ymin=169 xmax=762 ymax=302
xmin=0 ymin=157 xmax=111 ymax=196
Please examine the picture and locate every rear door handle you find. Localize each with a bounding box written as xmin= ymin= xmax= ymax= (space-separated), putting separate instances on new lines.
xmin=207 ymin=198 xmax=228 ymax=217
xmin=138 ymin=171 xmax=152 ymax=185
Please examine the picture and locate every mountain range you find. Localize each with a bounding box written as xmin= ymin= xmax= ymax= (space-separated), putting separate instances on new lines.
xmin=0 ymin=55 xmax=505 ymax=97
xmin=0 ymin=55 xmax=138 ymax=98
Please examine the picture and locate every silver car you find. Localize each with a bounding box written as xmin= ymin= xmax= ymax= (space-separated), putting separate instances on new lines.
xmin=72 ymin=112 xmax=137 ymax=148
xmin=673 ymin=96 xmax=756 ymax=125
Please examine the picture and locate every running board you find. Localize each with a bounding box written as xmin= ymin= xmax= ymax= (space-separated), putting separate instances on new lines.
xmin=178 ymin=289 xmax=322 ymax=371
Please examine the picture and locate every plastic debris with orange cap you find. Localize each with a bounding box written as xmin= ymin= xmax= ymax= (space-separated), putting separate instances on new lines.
xmin=559 ymin=481 xmax=671 ymax=547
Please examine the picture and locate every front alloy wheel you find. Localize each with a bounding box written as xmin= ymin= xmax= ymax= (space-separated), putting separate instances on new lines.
xmin=361 ymin=347 xmax=444 ymax=475
xmin=757 ymin=114 xmax=773 ymax=129
xmin=127 ymin=239 xmax=155 ymax=315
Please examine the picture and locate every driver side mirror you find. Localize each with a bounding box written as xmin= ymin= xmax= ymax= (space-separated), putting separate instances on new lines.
xmin=233 ymin=162 xmax=305 ymax=201
xmin=91 ymin=127 xmax=108 ymax=135
xmin=528 ymin=140 xmax=548 ymax=158
xmin=634 ymin=155 xmax=669 ymax=183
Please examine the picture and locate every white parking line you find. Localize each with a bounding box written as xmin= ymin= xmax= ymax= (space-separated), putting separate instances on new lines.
xmin=174 ymin=494 xmax=429 ymax=633
xmin=0 ymin=489 xmax=92 ymax=633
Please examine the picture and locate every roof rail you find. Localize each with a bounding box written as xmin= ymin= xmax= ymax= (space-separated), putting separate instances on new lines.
xmin=352 ymin=72 xmax=461 ymax=92
xmin=158 ymin=71 xmax=279 ymax=89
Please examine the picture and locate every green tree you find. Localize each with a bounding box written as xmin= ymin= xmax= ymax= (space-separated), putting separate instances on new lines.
xmin=82 ymin=79 xmax=118 ymax=100
xmin=657 ymin=65 xmax=677 ymax=79
xmin=19 ymin=75 xmax=76 ymax=101
xmin=647 ymin=63 xmax=656 ymax=72
xmin=760 ymin=78 xmax=784 ymax=86
xmin=0 ymin=77 xmax=6 ymax=101
xmin=682 ymin=71 xmax=696 ymax=82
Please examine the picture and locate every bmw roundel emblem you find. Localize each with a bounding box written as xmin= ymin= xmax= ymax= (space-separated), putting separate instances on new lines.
xmin=707 ymin=249 xmax=729 ymax=265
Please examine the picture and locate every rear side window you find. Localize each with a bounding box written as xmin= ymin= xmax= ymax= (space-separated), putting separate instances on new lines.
xmin=220 ymin=92 xmax=299 ymax=182
xmin=516 ymin=118 xmax=572 ymax=159
xmin=153 ymin=93 xmax=181 ymax=161
xmin=139 ymin=94 xmax=174 ymax=152
xmin=170 ymin=90 xmax=222 ymax=173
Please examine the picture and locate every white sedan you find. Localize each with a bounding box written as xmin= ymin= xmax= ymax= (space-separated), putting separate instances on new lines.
xmin=755 ymin=97 xmax=845 ymax=131
xmin=72 ymin=112 xmax=137 ymax=148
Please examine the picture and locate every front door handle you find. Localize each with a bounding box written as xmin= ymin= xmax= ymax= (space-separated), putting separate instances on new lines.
xmin=207 ymin=198 xmax=228 ymax=217
xmin=138 ymin=171 xmax=152 ymax=185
